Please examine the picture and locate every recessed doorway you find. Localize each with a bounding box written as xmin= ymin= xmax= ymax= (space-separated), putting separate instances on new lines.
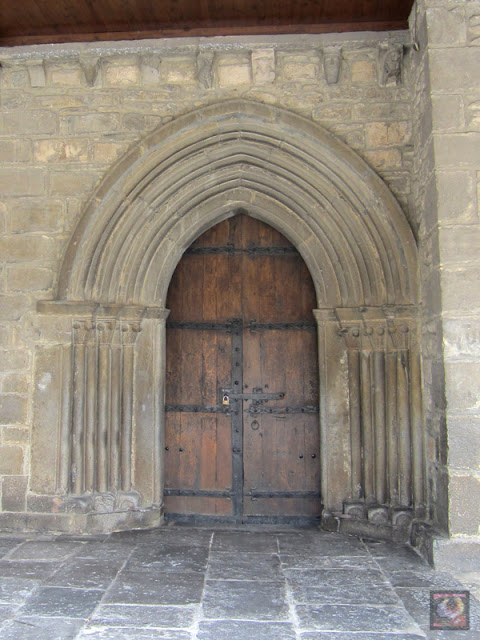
xmin=164 ymin=214 xmax=321 ymax=524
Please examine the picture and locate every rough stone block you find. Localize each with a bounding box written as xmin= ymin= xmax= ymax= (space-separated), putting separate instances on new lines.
xmin=436 ymin=170 xmax=478 ymax=224
xmin=0 ymin=235 xmax=55 ymax=263
xmin=365 ymin=122 xmax=412 ymax=147
xmin=6 ymin=199 xmax=63 ymax=233
xmin=7 ymin=266 xmax=53 ymax=292
xmin=34 ymin=140 xmax=88 ymax=163
xmin=49 ymin=66 xmax=85 ymax=86
xmin=92 ymin=142 xmax=126 ymax=164
xmin=2 ymin=427 xmax=29 ymax=444
xmin=49 ymin=170 xmax=101 ymax=196
xmin=441 ymin=266 xmax=480 ymax=314
xmin=447 ymin=416 xmax=480 ymax=470
xmin=351 ymin=60 xmax=376 ymax=84
xmin=161 ymin=57 xmax=196 ymax=84
xmin=104 ymin=63 xmax=141 ymax=86
xmin=439 ymin=226 xmax=480 ymax=265
xmin=0 ymin=295 xmax=31 ymax=321
xmin=280 ymin=55 xmax=318 ymax=81
xmin=0 ymin=374 xmax=28 ymax=395
xmin=66 ymin=113 xmax=119 ymax=134
xmin=2 ymin=111 xmax=57 ymax=135
xmin=215 ymin=56 xmax=251 ymax=87
xmin=0 ymin=169 xmax=45 ymax=196
xmin=467 ymin=5 xmax=480 ymax=46
xmin=312 ymin=103 xmax=352 ymax=122
xmin=352 ymin=102 xmax=410 ymax=121
xmin=363 ymin=148 xmax=402 ymax=170
xmin=432 ymin=94 xmax=465 ymax=132
xmin=434 ymin=133 xmax=480 ymax=168
xmin=448 ymin=473 xmax=480 ymax=535
xmin=427 ymin=6 xmax=467 ymax=45
xmin=445 ymin=360 xmax=480 ymax=413
xmin=2 ymin=475 xmax=27 ymax=511
xmin=252 ymin=49 xmax=275 ymax=84
xmin=0 ymin=396 xmax=27 ymax=426
xmin=0 ymin=351 xmax=29 ymax=371
xmin=429 ymin=48 xmax=480 ymax=90
xmin=0 ymin=446 xmax=24 ymax=475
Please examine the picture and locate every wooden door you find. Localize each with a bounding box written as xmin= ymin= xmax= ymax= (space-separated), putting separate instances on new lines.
xmin=164 ymin=214 xmax=321 ymax=523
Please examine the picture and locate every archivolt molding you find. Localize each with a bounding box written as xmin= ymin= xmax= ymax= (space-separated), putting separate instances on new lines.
xmin=56 ymin=99 xmax=418 ymax=309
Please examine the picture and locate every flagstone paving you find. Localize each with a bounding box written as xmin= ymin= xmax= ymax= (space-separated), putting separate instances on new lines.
xmin=0 ymin=525 xmax=476 ymax=639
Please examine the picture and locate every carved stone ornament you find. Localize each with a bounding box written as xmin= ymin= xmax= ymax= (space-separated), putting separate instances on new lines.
xmin=197 ymin=51 xmax=214 ymax=89
xmin=378 ymin=42 xmax=404 ymax=86
xmin=323 ymin=46 xmax=342 ymax=85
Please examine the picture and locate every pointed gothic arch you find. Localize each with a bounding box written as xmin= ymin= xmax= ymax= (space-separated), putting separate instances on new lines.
xmin=36 ymin=100 xmax=424 ymax=537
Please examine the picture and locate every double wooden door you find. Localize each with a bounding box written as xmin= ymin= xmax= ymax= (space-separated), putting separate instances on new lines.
xmin=164 ymin=214 xmax=321 ymax=523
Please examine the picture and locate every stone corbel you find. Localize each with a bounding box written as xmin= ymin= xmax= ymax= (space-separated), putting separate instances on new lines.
xmin=197 ymin=51 xmax=214 ymax=89
xmin=322 ymin=46 xmax=342 ymax=85
xmin=26 ymin=60 xmax=46 ymax=87
xmin=79 ymin=56 xmax=101 ymax=87
xmin=377 ymin=42 xmax=404 ymax=86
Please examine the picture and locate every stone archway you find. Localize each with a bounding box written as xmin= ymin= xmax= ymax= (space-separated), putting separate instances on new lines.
xmin=34 ymin=100 xmax=423 ymax=536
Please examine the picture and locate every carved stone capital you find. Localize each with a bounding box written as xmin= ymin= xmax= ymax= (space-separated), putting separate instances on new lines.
xmin=72 ymin=319 xmax=94 ymax=345
xmin=120 ymin=322 xmax=142 ymax=346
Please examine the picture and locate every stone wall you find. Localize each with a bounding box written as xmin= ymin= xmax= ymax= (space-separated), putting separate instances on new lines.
xmin=0 ymin=32 xmax=417 ymax=528
xmin=413 ymin=0 xmax=480 ymax=582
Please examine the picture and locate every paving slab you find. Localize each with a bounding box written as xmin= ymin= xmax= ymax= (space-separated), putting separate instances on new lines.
xmin=202 ymin=579 xmax=288 ymax=620
xmin=104 ymin=570 xmax=204 ymax=605
xmin=0 ymin=560 xmax=60 ymax=580
xmin=125 ymin=544 xmax=209 ymax=573
xmin=18 ymin=586 xmax=105 ymax=619
xmin=211 ymin=531 xmax=278 ymax=553
xmin=197 ymin=620 xmax=297 ymax=639
xmin=0 ymin=617 xmax=84 ymax=640
xmin=296 ymin=603 xmax=423 ymax=634
xmin=7 ymin=541 xmax=84 ymax=562
xmin=76 ymin=628 xmax=191 ymax=639
xmin=45 ymin=558 xmax=123 ymax=590
xmin=208 ymin=551 xmax=282 ymax=580
xmin=299 ymin=633 xmax=426 ymax=639
xmin=0 ymin=577 xmax=39 ymax=605
xmin=90 ymin=603 xmax=197 ymax=628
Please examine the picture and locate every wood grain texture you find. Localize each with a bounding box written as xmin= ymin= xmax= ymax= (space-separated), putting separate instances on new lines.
xmin=0 ymin=1 xmax=414 ymax=45
xmin=165 ymin=214 xmax=320 ymax=520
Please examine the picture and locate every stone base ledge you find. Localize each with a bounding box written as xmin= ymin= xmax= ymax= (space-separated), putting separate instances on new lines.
xmin=0 ymin=507 xmax=163 ymax=535
xmin=433 ymin=537 xmax=480 ymax=573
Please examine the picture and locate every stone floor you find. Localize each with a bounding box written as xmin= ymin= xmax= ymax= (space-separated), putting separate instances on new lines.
xmin=0 ymin=525 xmax=476 ymax=639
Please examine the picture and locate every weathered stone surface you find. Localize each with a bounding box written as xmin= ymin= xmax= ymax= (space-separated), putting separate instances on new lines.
xmin=0 ymin=396 xmax=27 ymax=425
xmin=0 ymin=446 xmax=23 ymax=474
xmin=0 ymin=169 xmax=45 ymax=196
xmin=215 ymin=55 xmax=251 ymax=87
xmin=6 ymin=199 xmax=64 ymax=233
xmin=19 ymin=586 xmax=104 ymax=619
xmin=7 ymin=266 xmax=53 ymax=292
xmin=436 ymin=170 xmax=478 ymax=224
xmin=1 ymin=476 xmax=28 ymax=511
xmin=0 ymin=235 xmax=55 ymax=263
xmin=448 ymin=473 xmax=480 ymax=535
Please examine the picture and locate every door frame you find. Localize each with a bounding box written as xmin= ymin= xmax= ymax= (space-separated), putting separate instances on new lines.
xmin=34 ymin=100 xmax=424 ymax=536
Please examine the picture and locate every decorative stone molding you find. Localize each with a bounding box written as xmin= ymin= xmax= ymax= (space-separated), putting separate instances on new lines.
xmin=335 ymin=307 xmax=424 ymax=520
xmin=63 ymin=318 xmax=141 ymax=502
xmin=378 ymin=42 xmax=404 ymax=86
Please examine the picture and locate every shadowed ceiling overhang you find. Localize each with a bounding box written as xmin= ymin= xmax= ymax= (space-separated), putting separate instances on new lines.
xmin=0 ymin=1 xmax=415 ymax=46
xmin=54 ymin=100 xmax=417 ymax=310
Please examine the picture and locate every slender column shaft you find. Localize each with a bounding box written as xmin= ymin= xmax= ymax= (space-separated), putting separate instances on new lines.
xmin=72 ymin=342 xmax=86 ymax=494
xmin=97 ymin=342 xmax=110 ymax=493
xmin=373 ymin=350 xmax=386 ymax=504
xmin=348 ymin=349 xmax=362 ymax=499
xmin=360 ymin=351 xmax=374 ymax=501
xmin=397 ymin=350 xmax=411 ymax=506
xmin=110 ymin=346 xmax=122 ymax=491
xmin=84 ymin=341 xmax=96 ymax=492
xmin=386 ymin=350 xmax=399 ymax=505
xmin=410 ymin=349 xmax=425 ymax=510
xmin=121 ymin=342 xmax=134 ymax=491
